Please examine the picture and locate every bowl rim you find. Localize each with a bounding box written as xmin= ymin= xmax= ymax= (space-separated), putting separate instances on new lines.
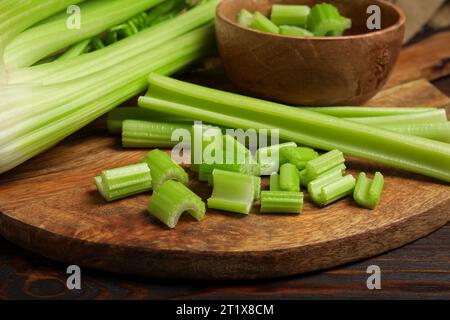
xmin=217 ymin=0 xmax=406 ymax=41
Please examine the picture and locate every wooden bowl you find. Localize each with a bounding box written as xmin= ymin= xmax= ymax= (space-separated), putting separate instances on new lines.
xmin=216 ymin=0 xmax=406 ymax=106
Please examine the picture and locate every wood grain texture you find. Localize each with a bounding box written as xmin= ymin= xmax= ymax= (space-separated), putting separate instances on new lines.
xmin=0 ymin=78 xmax=449 ymax=281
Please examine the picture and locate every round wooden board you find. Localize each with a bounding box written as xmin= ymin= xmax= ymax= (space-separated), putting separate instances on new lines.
xmin=0 ymin=124 xmax=449 ymax=280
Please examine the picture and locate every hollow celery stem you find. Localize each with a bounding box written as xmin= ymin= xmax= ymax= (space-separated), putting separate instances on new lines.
xmin=260 ymin=191 xmax=304 ymax=214
xmin=309 ymin=172 xmax=355 ymax=207
xmin=142 ymin=149 xmax=188 ymax=190
xmin=271 ymin=4 xmax=310 ymax=27
xmin=304 ymin=149 xmax=345 ymax=181
xmin=347 ymin=109 xmax=447 ymax=126
xmin=280 ymin=146 xmax=319 ymax=169
xmin=122 ymin=119 xmax=192 ymax=148
xmin=94 ymin=162 xmax=152 ymax=201
xmin=270 ymin=173 xmax=281 ymax=191
xmin=301 ymin=163 xmax=346 ymax=187
xmin=250 ymin=11 xmax=279 ymax=34
xmin=307 ymin=3 xmax=351 ymax=36
xmin=279 ymin=26 xmax=313 ymax=37
xmin=353 ymin=172 xmax=384 ymax=209
xmin=207 ymin=169 xmax=255 ymax=214
xmin=280 ymin=163 xmax=300 ymax=192
xmin=304 ymin=106 xmax=436 ymax=118
xmin=148 ymin=180 xmax=205 ymax=229
xmin=237 ymin=9 xmax=253 ymax=27
xmin=257 ymin=142 xmax=297 ymax=176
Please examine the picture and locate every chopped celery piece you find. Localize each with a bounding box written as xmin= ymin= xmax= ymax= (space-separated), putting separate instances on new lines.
xmin=304 ymin=107 xmax=435 ymax=118
xmin=250 ymin=11 xmax=280 ymax=34
xmin=207 ymin=170 xmax=255 ymax=214
xmin=138 ymin=74 xmax=450 ymax=183
xmin=300 ymin=163 xmax=346 ymax=187
xmin=142 ymin=149 xmax=188 ymax=190
xmin=304 ymin=149 xmax=345 ymax=180
xmin=270 ymin=173 xmax=281 ymax=191
xmin=237 ymin=9 xmax=254 ymax=27
xmin=260 ymin=191 xmax=304 ymax=214
xmin=198 ymin=169 xmax=211 ymax=182
xmin=347 ymin=109 xmax=447 ymax=126
xmin=271 ymin=5 xmax=310 ymax=27
xmin=253 ymin=176 xmax=262 ymax=200
xmin=354 ymin=172 xmax=384 ymax=209
xmin=191 ymin=123 xmax=222 ymax=166
xmin=309 ymin=173 xmax=355 ymax=207
xmin=279 ymin=25 xmax=313 ymax=37
xmin=280 ymin=146 xmax=319 ymax=169
xmin=379 ymin=122 xmax=450 ymax=143
xmin=148 ymin=180 xmax=205 ymax=229
xmin=307 ymin=3 xmax=351 ymax=36
xmin=280 ymin=163 xmax=300 ymax=192
xmin=257 ymin=142 xmax=297 ymax=175
xmin=122 ymin=119 xmax=192 ymax=148
xmin=94 ymin=163 xmax=152 ymax=201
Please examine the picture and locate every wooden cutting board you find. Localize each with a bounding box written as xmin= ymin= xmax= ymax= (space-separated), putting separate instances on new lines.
xmin=0 ymin=33 xmax=449 ymax=280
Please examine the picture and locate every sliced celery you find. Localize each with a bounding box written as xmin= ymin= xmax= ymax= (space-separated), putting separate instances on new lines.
xmin=253 ymin=176 xmax=262 ymax=200
xmin=354 ymin=172 xmax=384 ymax=209
xmin=207 ymin=169 xmax=255 ymax=214
xmin=309 ymin=173 xmax=355 ymax=207
xmin=260 ymin=191 xmax=304 ymax=214
xmin=304 ymin=149 xmax=345 ymax=181
xmin=279 ymin=25 xmax=313 ymax=37
xmin=271 ymin=5 xmax=310 ymax=27
xmin=270 ymin=173 xmax=281 ymax=191
xmin=237 ymin=9 xmax=254 ymax=27
xmin=280 ymin=163 xmax=300 ymax=192
xmin=347 ymin=109 xmax=447 ymax=126
xmin=307 ymin=3 xmax=351 ymax=36
xmin=280 ymin=146 xmax=319 ymax=169
xmin=299 ymin=163 xmax=346 ymax=187
xmin=94 ymin=162 xmax=152 ymax=201
xmin=304 ymin=107 xmax=435 ymax=118
xmin=250 ymin=11 xmax=280 ymax=34
xmin=142 ymin=149 xmax=188 ymax=190
xmin=148 ymin=180 xmax=205 ymax=228
xmin=379 ymin=122 xmax=450 ymax=143
xmin=122 ymin=119 xmax=192 ymax=148
xmin=257 ymin=142 xmax=297 ymax=175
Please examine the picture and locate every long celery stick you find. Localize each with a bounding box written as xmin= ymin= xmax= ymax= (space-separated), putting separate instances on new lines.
xmin=142 ymin=149 xmax=188 ymax=190
xmin=56 ymin=39 xmax=92 ymax=62
xmin=347 ymin=109 xmax=447 ymax=126
xmin=260 ymin=191 xmax=304 ymax=213
xmin=0 ymin=27 xmax=213 ymax=174
xmin=304 ymin=106 xmax=436 ymax=117
xmin=148 ymin=180 xmax=205 ymax=228
xmin=378 ymin=122 xmax=450 ymax=143
xmin=207 ymin=169 xmax=255 ymax=214
xmin=7 ymin=0 xmax=219 ymax=85
xmin=279 ymin=163 xmax=300 ymax=192
xmin=94 ymin=162 xmax=152 ymax=201
xmin=138 ymin=74 xmax=450 ymax=182
xmin=271 ymin=5 xmax=310 ymax=27
xmin=122 ymin=119 xmax=192 ymax=148
xmin=4 ymin=0 xmax=166 ymax=68
xmin=354 ymin=172 xmax=384 ymax=209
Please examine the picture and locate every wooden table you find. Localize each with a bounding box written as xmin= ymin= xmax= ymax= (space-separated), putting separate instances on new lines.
xmin=0 ymin=34 xmax=449 ymax=300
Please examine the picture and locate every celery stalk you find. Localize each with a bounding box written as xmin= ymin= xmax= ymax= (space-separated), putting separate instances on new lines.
xmin=56 ymin=39 xmax=92 ymax=62
xmin=354 ymin=172 xmax=384 ymax=209
xmin=237 ymin=9 xmax=254 ymax=27
xmin=260 ymin=191 xmax=304 ymax=213
xmin=280 ymin=146 xmax=319 ymax=169
xmin=304 ymin=150 xmax=345 ymax=180
xmin=300 ymin=163 xmax=346 ymax=187
xmin=304 ymin=106 xmax=436 ymax=118
xmin=309 ymin=172 xmax=355 ymax=207
xmin=271 ymin=5 xmax=310 ymax=27
xmin=307 ymin=3 xmax=351 ymax=36
xmin=253 ymin=176 xmax=262 ymax=200
xmin=270 ymin=173 xmax=281 ymax=191
xmin=148 ymin=180 xmax=205 ymax=228
xmin=250 ymin=11 xmax=280 ymax=34
xmin=279 ymin=26 xmax=313 ymax=37
xmin=378 ymin=122 xmax=450 ymax=143
xmin=257 ymin=142 xmax=297 ymax=175
xmin=138 ymin=74 xmax=450 ymax=182
xmin=347 ymin=109 xmax=447 ymax=126
xmin=142 ymin=149 xmax=188 ymax=190
xmin=207 ymin=169 xmax=255 ymax=214
xmin=280 ymin=163 xmax=300 ymax=192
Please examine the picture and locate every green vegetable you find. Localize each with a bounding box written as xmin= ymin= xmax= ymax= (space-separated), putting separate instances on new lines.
xmin=122 ymin=119 xmax=192 ymax=148
xmin=378 ymin=122 xmax=450 ymax=143
xmin=353 ymin=172 xmax=384 ymax=209
xmin=191 ymin=123 xmax=222 ymax=167
xmin=142 ymin=149 xmax=188 ymax=189
xmin=303 ymin=149 xmax=345 ymax=182
xmin=307 ymin=3 xmax=351 ymax=36
xmin=347 ymin=109 xmax=447 ymax=126
xmin=138 ymin=74 xmax=450 ymax=182
xmin=94 ymin=162 xmax=152 ymax=201
xmin=207 ymin=169 xmax=255 ymax=214
xmin=253 ymin=176 xmax=262 ymax=200
xmin=303 ymin=106 xmax=436 ymax=118
xmin=280 ymin=163 xmax=300 ymax=192
xmin=280 ymin=146 xmax=319 ymax=169
xmin=257 ymin=142 xmax=297 ymax=175
xmin=56 ymin=39 xmax=92 ymax=62
xmin=250 ymin=11 xmax=280 ymax=34
xmin=148 ymin=179 xmax=205 ymax=228
xmin=279 ymin=25 xmax=313 ymax=37
xmin=270 ymin=173 xmax=281 ymax=191
xmin=300 ymin=163 xmax=346 ymax=187
xmin=309 ymin=171 xmax=355 ymax=207
xmin=271 ymin=4 xmax=310 ymax=27
xmin=237 ymin=9 xmax=254 ymax=27
xmin=260 ymin=191 xmax=304 ymax=213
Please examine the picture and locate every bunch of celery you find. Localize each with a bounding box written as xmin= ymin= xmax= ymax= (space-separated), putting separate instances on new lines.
xmin=0 ymin=0 xmax=218 ymax=174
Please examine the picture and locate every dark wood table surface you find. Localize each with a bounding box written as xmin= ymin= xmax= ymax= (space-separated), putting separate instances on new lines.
xmin=1 ymin=45 xmax=449 ymax=300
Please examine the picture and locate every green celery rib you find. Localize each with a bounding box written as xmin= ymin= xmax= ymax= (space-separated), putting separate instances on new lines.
xmin=304 ymin=149 xmax=345 ymax=180
xmin=148 ymin=180 xmax=205 ymax=228
xmin=280 ymin=146 xmax=319 ymax=169
xmin=94 ymin=162 xmax=152 ymax=201
xmin=300 ymin=163 xmax=346 ymax=187
xmin=260 ymin=191 xmax=304 ymax=214
xmin=122 ymin=119 xmax=192 ymax=148
xmin=309 ymin=172 xmax=355 ymax=207
xmin=271 ymin=4 xmax=310 ymax=27
xmin=304 ymin=106 xmax=436 ymax=117
xmin=56 ymin=39 xmax=92 ymax=62
xmin=280 ymin=163 xmax=300 ymax=192
xmin=253 ymin=176 xmax=261 ymax=200
xmin=142 ymin=149 xmax=188 ymax=190
xmin=138 ymin=74 xmax=450 ymax=182
xmin=377 ymin=122 xmax=450 ymax=143
xmin=7 ymin=0 xmax=219 ymax=85
xmin=250 ymin=12 xmax=279 ymax=34
xmin=270 ymin=173 xmax=281 ymax=191
xmin=307 ymin=3 xmax=351 ymax=36
xmin=207 ymin=169 xmax=255 ymax=214
xmin=257 ymin=142 xmax=297 ymax=175
xmin=279 ymin=26 xmax=314 ymax=37
xmin=237 ymin=9 xmax=254 ymax=27
xmin=353 ymin=172 xmax=384 ymax=209
xmin=107 ymin=107 xmax=190 ymax=134
xmin=346 ymin=109 xmax=447 ymax=126
xmin=4 ymin=0 xmax=166 ymax=68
